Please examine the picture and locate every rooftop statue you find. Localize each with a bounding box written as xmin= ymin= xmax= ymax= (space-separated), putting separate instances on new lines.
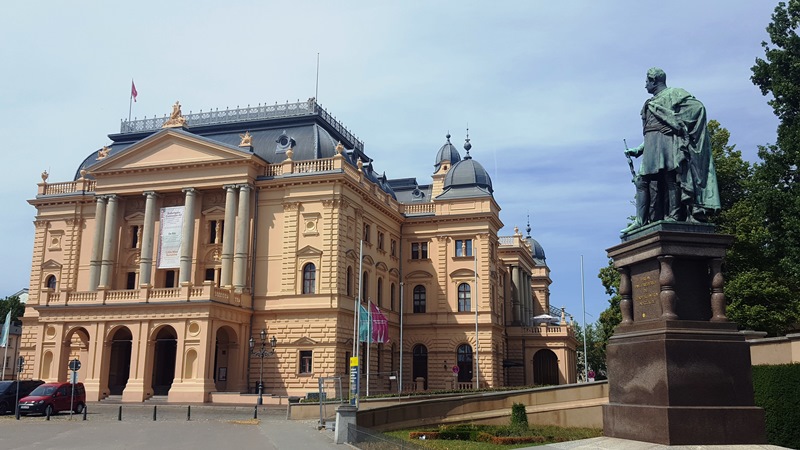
xmin=162 ymin=101 xmax=187 ymax=128
xmin=621 ymin=68 xmax=720 ymax=234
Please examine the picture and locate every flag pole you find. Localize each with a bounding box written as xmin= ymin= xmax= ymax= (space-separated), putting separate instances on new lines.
xmin=366 ymin=301 xmax=371 ymax=397
xmin=128 ymin=80 xmax=134 ymax=123
xmin=474 ymin=243 xmax=479 ymax=390
xmin=581 ymin=255 xmax=588 ymax=382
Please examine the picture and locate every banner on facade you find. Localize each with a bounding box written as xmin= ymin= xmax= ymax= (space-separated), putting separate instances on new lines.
xmin=157 ymin=206 xmax=184 ymax=269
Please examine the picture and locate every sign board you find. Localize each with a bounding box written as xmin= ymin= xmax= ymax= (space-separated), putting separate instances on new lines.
xmin=452 ymin=365 xmax=459 ymax=374
xmin=68 ymin=359 xmax=81 ymax=371
xmin=349 ymin=357 xmax=359 ymax=406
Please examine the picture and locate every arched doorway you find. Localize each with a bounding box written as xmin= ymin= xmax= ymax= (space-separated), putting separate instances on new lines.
xmin=213 ymin=326 xmax=238 ymax=392
xmin=533 ymin=349 xmax=559 ymax=386
xmin=457 ymin=344 xmax=473 ymax=383
xmin=151 ymin=327 xmax=177 ymax=396
xmin=412 ymin=344 xmax=428 ymax=390
xmin=108 ymin=327 xmax=132 ymax=395
xmin=62 ymin=328 xmax=90 ymax=383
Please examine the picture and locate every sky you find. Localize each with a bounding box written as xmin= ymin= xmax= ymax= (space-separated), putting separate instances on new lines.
xmin=0 ymin=1 xmax=782 ymax=326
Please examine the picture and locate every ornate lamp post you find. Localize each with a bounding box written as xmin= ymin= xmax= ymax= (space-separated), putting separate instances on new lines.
xmin=249 ymin=329 xmax=277 ymax=405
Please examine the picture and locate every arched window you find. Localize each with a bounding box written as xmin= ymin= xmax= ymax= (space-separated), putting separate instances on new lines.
xmin=413 ymin=285 xmax=426 ymax=313
xmin=457 ymin=344 xmax=474 ymax=382
xmin=390 ymin=283 xmax=396 ymax=311
xmin=346 ymin=266 xmax=353 ymax=297
xmin=377 ymin=277 xmax=383 ymax=307
xmin=362 ymin=271 xmax=369 ymax=301
xmin=412 ymin=344 xmax=428 ymax=390
xmin=303 ymin=263 xmax=316 ymax=294
xmin=45 ymin=275 xmax=57 ymax=290
xmin=458 ymin=283 xmax=471 ymax=312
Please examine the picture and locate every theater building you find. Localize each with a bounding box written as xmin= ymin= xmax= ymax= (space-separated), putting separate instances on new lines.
xmin=21 ymin=99 xmax=577 ymax=402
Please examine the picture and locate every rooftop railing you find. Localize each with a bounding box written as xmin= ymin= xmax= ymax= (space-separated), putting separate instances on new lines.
xmin=119 ymin=99 xmax=364 ymax=150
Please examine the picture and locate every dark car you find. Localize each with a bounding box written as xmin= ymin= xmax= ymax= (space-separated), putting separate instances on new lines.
xmin=0 ymin=379 xmax=44 ymax=414
xmin=18 ymin=382 xmax=85 ymax=416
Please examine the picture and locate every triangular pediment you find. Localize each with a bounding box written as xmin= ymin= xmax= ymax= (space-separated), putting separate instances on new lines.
xmin=202 ymin=206 xmax=226 ymax=216
xmin=92 ymin=129 xmax=252 ymax=173
xmin=41 ymin=259 xmax=63 ymax=270
xmin=297 ymin=245 xmax=322 ymax=257
xmin=293 ymin=337 xmax=318 ymax=346
xmin=124 ymin=212 xmax=145 ymax=222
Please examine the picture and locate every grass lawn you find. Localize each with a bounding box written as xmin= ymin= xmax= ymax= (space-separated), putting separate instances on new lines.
xmin=385 ymin=424 xmax=603 ymax=449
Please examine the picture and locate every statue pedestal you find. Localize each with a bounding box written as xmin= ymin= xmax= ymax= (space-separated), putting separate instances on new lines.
xmin=604 ymin=228 xmax=766 ymax=445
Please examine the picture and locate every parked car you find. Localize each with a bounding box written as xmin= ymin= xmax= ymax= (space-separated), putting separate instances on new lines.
xmin=18 ymin=382 xmax=85 ymax=416
xmin=0 ymin=380 xmax=44 ymax=414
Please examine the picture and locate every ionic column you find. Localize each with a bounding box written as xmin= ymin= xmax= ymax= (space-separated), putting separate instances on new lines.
xmin=524 ymin=273 xmax=532 ymax=325
xmin=98 ymin=195 xmax=119 ymax=289
xmin=220 ymin=185 xmax=238 ymax=288
xmin=179 ymin=188 xmax=198 ymax=284
xmin=88 ymin=196 xmax=108 ymax=290
xmin=511 ymin=266 xmax=521 ymax=324
xmin=233 ymin=184 xmax=252 ymax=291
xmin=138 ymin=191 xmax=158 ymax=287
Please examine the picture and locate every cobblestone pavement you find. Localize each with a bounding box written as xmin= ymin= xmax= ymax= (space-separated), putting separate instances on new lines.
xmin=0 ymin=404 xmax=340 ymax=450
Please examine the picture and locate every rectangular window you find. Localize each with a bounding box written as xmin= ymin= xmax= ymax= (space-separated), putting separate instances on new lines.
xmin=165 ymin=270 xmax=176 ymax=288
xmin=455 ymin=239 xmax=473 ymax=257
xmin=363 ymin=224 xmax=371 ymax=242
xmin=205 ymin=268 xmax=215 ymax=281
xmin=126 ymin=272 xmax=137 ymax=290
xmin=378 ymin=232 xmax=385 ymax=250
xmin=131 ymin=225 xmax=140 ymax=249
xmin=411 ymin=242 xmax=428 ymax=259
xmin=300 ymin=351 xmax=313 ymax=374
xmin=390 ymin=239 xmax=397 ymax=257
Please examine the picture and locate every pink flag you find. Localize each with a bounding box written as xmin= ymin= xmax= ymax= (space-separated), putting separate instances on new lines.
xmin=370 ymin=302 xmax=389 ymax=344
xmin=131 ymin=80 xmax=138 ymax=102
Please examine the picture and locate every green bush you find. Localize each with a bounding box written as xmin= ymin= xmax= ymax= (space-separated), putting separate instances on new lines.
xmin=510 ymin=402 xmax=529 ymax=429
xmin=752 ymin=363 xmax=800 ymax=448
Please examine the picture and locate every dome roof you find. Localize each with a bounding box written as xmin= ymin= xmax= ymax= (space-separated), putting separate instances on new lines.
xmin=443 ymin=156 xmax=493 ymax=192
xmin=434 ymin=133 xmax=461 ymax=171
xmin=527 ymin=237 xmax=547 ymax=264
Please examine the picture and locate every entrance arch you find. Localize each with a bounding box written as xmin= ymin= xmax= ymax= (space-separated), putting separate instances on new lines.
xmin=151 ymin=326 xmax=177 ymax=396
xmin=456 ymin=344 xmax=474 ymax=383
xmin=412 ymin=344 xmax=428 ymax=390
xmin=108 ymin=327 xmax=132 ymax=395
xmin=62 ymin=327 xmax=90 ymax=383
xmin=213 ymin=326 xmax=239 ymax=392
xmin=533 ymin=349 xmax=559 ymax=386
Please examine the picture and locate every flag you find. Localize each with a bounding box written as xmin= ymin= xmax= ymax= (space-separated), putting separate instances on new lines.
xmin=358 ymin=303 xmax=371 ymax=343
xmin=131 ymin=80 xmax=138 ymax=102
xmin=0 ymin=311 xmax=10 ymax=348
xmin=370 ymin=302 xmax=389 ymax=344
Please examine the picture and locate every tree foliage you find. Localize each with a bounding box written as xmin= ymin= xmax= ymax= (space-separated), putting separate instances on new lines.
xmin=0 ymin=295 xmax=25 ymax=325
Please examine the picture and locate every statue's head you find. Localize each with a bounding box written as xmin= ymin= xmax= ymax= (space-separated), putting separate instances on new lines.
xmin=646 ymin=67 xmax=667 ymax=94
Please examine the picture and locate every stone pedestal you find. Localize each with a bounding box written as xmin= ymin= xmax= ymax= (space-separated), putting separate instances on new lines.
xmin=604 ymin=225 xmax=766 ymax=445
xmin=334 ymin=405 xmax=358 ymax=444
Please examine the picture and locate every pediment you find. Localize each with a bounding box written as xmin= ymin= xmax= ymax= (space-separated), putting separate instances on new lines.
xmin=202 ymin=206 xmax=226 ymax=216
xmin=345 ymin=249 xmax=357 ymax=260
xmin=41 ymin=259 xmax=63 ymax=270
xmin=124 ymin=212 xmax=145 ymax=222
xmin=406 ymin=270 xmax=433 ymax=280
xmin=297 ymin=245 xmax=322 ymax=258
xmin=375 ymin=262 xmax=388 ymax=272
xmin=293 ymin=336 xmax=318 ymax=346
xmin=92 ymin=130 xmax=251 ymax=173
xmin=450 ymin=268 xmax=477 ymax=278
xmin=361 ymin=255 xmax=375 ymax=266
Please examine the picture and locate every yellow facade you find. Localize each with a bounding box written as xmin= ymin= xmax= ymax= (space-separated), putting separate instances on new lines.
xmin=22 ymin=100 xmax=576 ymax=402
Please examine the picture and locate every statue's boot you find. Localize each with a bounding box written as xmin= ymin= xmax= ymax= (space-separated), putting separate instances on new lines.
xmin=649 ymin=180 xmax=660 ymax=222
xmin=665 ymin=181 xmax=681 ymax=221
xmin=621 ymin=178 xmax=649 ymax=234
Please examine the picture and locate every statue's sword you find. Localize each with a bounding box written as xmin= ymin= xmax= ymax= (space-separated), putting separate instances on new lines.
xmin=623 ymin=139 xmax=636 ymax=182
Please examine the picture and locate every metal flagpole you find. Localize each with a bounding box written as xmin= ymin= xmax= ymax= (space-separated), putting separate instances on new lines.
xmin=366 ymin=301 xmax=371 ymax=397
xmin=399 ymin=282 xmax=404 ymax=393
xmin=581 ymin=255 xmax=588 ymax=382
xmin=474 ymin=244 xmax=479 ymax=390
xmin=128 ymin=79 xmax=134 ymax=123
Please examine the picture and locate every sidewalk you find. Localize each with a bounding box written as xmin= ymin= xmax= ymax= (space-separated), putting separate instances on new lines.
xmin=0 ymin=404 xmax=340 ymax=450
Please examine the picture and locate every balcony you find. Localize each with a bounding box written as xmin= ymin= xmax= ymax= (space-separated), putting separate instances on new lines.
xmin=44 ymin=283 xmax=251 ymax=309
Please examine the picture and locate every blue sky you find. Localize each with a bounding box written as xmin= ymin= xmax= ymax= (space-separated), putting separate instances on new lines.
xmin=0 ymin=1 xmax=781 ymax=326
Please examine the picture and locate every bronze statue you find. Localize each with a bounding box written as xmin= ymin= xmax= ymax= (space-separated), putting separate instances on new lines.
xmin=622 ymin=68 xmax=720 ymax=234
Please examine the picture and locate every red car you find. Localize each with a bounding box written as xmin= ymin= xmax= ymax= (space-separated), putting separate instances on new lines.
xmin=18 ymin=382 xmax=85 ymax=416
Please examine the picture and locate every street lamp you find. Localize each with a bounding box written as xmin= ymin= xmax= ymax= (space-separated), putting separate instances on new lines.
xmin=249 ymin=329 xmax=277 ymax=406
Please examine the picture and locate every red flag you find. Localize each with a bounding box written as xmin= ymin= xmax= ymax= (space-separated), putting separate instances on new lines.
xmin=131 ymin=80 xmax=138 ymax=102
xmin=370 ymin=302 xmax=389 ymax=344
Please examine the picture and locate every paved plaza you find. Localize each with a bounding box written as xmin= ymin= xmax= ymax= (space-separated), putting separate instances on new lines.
xmin=0 ymin=404 xmax=340 ymax=450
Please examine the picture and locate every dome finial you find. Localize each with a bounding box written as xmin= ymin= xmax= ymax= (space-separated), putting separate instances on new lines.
xmin=526 ymin=213 xmax=532 ymax=237
xmin=446 ymin=131 xmax=451 ymax=143
xmin=464 ymin=125 xmax=472 ymax=157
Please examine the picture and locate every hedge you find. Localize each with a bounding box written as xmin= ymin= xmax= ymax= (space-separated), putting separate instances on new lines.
xmin=752 ymin=363 xmax=800 ymax=449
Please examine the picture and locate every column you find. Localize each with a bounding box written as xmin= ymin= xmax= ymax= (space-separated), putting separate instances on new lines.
xmin=179 ymin=188 xmax=198 ymax=284
xmin=232 ymin=184 xmax=252 ymax=291
xmin=139 ymin=191 xmax=158 ymax=287
xmin=88 ymin=196 xmax=107 ymax=290
xmin=511 ymin=266 xmax=521 ymax=324
xmin=220 ymin=185 xmax=238 ymax=288
xmin=525 ymin=273 xmax=533 ymax=325
xmin=98 ymin=195 xmax=119 ymax=289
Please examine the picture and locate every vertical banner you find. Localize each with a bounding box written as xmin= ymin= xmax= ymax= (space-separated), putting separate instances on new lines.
xmin=349 ymin=356 xmax=359 ymax=406
xmin=157 ymin=206 xmax=184 ymax=269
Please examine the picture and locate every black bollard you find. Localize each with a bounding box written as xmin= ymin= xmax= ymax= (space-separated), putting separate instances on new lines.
xmin=46 ymin=407 xmax=51 ymax=421
xmin=253 ymin=405 xmax=258 ymax=419
xmin=153 ymin=405 xmax=157 ymax=421
xmin=118 ymin=405 xmax=122 ymax=421
xmin=15 ymin=405 xmax=20 ymax=420
xmin=187 ymin=405 xmax=191 ymax=421
xmin=82 ymin=405 xmax=87 ymax=421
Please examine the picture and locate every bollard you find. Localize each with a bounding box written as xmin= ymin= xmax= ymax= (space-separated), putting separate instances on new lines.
xmin=253 ymin=405 xmax=258 ymax=419
xmin=15 ymin=406 xmax=20 ymax=420
xmin=83 ymin=405 xmax=87 ymax=421
xmin=187 ymin=405 xmax=191 ymax=421
xmin=46 ymin=407 xmax=51 ymax=421
xmin=118 ymin=405 xmax=122 ymax=421
xmin=153 ymin=405 xmax=157 ymax=421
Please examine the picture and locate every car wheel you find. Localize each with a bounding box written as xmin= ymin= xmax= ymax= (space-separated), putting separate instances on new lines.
xmin=45 ymin=404 xmax=54 ymax=416
xmin=74 ymin=403 xmax=85 ymax=414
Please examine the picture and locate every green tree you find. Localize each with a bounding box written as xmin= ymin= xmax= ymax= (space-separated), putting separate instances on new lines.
xmin=574 ymin=322 xmax=606 ymax=378
xmin=0 ymin=295 xmax=25 ymax=325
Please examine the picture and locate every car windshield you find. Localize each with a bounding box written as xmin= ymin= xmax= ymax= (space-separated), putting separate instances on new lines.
xmin=28 ymin=385 xmax=57 ymax=396
xmin=0 ymin=381 xmax=12 ymax=394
